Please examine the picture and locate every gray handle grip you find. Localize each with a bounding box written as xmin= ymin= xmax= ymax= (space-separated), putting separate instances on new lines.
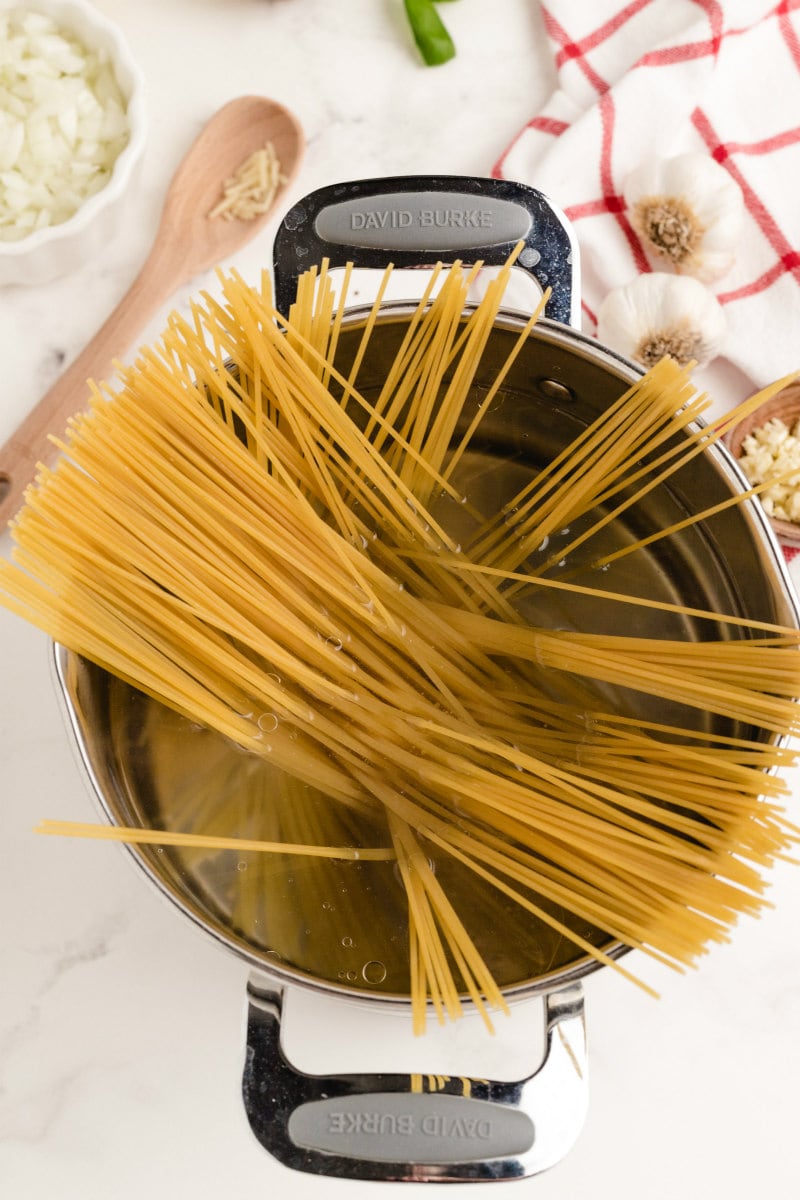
xmin=241 ymin=978 xmax=588 ymax=1182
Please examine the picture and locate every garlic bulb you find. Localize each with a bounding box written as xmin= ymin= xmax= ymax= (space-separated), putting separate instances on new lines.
xmin=596 ymin=273 xmax=726 ymax=370
xmin=623 ymin=153 xmax=744 ymax=282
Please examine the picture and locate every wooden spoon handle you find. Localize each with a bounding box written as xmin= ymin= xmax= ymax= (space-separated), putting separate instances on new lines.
xmin=0 ymin=255 xmax=180 ymax=528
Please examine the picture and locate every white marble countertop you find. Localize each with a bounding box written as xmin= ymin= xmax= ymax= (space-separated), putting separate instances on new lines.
xmin=2 ymin=2 xmax=800 ymax=1197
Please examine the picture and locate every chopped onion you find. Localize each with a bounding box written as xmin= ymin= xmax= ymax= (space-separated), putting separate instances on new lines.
xmin=0 ymin=8 xmax=130 ymax=242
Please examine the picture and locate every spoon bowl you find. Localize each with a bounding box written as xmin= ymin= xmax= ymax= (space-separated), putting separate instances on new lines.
xmin=0 ymin=95 xmax=304 ymax=526
xmin=157 ymin=95 xmax=305 ymax=280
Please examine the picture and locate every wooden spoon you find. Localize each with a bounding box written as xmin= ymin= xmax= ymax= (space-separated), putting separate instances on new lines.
xmin=0 ymin=95 xmax=304 ymax=526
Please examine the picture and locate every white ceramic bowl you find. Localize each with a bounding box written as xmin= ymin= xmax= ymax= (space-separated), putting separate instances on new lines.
xmin=0 ymin=0 xmax=146 ymax=286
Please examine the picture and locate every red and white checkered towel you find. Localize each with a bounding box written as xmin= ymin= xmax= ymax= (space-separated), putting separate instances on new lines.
xmin=494 ymin=0 xmax=800 ymax=569
xmin=495 ymin=0 xmax=800 ymax=398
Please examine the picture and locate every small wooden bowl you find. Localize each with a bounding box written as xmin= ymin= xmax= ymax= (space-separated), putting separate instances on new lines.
xmin=725 ymin=381 xmax=800 ymax=547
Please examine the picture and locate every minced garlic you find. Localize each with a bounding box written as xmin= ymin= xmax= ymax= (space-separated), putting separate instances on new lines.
xmin=737 ymin=416 xmax=800 ymax=523
xmin=208 ymin=141 xmax=284 ymax=221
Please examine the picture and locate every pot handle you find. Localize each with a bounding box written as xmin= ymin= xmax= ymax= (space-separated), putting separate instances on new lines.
xmin=241 ymin=975 xmax=587 ymax=1182
xmin=272 ymin=175 xmax=580 ymax=327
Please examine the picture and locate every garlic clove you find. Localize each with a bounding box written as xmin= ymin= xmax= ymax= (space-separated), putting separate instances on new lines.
xmin=596 ymin=273 xmax=727 ymax=370
xmin=623 ymin=153 xmax=745 ymax=282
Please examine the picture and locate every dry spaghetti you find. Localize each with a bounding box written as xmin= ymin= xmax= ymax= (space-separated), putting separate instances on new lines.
xmin=2 ymin=253 xmax=799 ymax=1032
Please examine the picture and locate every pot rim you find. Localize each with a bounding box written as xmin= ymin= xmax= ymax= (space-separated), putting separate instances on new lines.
xmin=50 ymin=301 xmax=800 ymax=1012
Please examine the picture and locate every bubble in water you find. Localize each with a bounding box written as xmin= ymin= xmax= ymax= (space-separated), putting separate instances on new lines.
xmin=341 ymin=935 xmax=354 ymax=948
xmin=237 ymin=861 xmax=248 ymax=872
xmin=346 ymin=970 xmax=358 ymax=982
xmin=257 ymin=712 xmax=279 ymax=733
xmin=393 ymin=856 xmax=435 ymax=884
xmin=325 ymin=635 xmax=343 ymax=651
xmin=362 ymin=960 xmax=387 ymax=985
xmin=509 ymin=742 xmax=525 ymax=772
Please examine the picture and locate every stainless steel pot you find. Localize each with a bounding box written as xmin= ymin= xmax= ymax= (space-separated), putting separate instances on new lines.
xmin=53 ymin=176 xmax=800 ymax=1183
